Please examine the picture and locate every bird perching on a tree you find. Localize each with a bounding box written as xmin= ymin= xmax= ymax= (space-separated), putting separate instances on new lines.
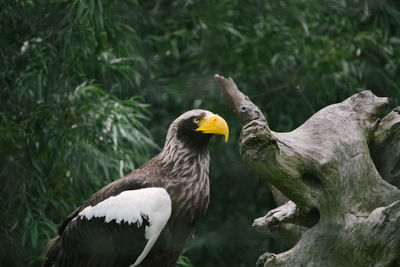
xmin=43 ymin=110 xmax=229 ymax=267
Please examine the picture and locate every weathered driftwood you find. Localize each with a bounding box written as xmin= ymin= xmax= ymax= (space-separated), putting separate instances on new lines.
xmin=215 ymin=74 xmax=400 ymax=267
xmin=370 ymin=107 xmax=400 ymax=189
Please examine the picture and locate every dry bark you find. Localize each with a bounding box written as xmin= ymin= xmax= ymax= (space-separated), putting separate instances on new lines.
xmin=215 ymin=74 xmax=400 ymax=267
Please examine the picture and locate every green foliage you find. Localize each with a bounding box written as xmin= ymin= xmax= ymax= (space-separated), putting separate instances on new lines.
xmin=1 ymin=0 xmax=400 ymax=266
xmin=134 ymin=0 xmax=400 ymax=131
xmin=0 ymin=1 xmax=155 ymax=266
xmin=177 ymin=250 xmax=195 ymax=267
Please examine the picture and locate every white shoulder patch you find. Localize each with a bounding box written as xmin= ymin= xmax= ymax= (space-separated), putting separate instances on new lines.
xmin=78 ymin=187 xmax=172 ymax=266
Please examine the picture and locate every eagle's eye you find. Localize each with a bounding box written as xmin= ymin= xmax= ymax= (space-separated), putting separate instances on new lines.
xmin=192 ymin=117 xmax=201 ymax=124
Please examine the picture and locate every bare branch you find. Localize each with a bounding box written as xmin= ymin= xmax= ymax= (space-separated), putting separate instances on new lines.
xmin=214 ymin=74 xmax=266 ymax=126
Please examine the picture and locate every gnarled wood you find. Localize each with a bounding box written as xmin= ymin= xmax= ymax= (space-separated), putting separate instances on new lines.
xmin=216 ymin=74 xmax=400 ymax=267
xmin=370 ymin=107 xmax=400 ymax=189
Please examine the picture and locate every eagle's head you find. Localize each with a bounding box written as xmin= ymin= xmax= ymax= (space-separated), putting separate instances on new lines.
xmin=160 ymin=110 xmax=229 ymax=166
xmin=171 ymin=109 xmax=229 ymax=147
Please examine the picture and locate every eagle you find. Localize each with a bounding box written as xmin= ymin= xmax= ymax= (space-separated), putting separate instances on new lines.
xmin=43 ymin=109 xmax=229 ymax=267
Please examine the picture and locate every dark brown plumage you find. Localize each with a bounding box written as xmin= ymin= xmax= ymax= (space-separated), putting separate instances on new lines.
xmin=43 ymin=109 xmax=229 ymax=267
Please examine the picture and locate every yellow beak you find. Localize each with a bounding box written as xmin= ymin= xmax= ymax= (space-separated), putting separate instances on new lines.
xmin=196 ymin=114 xmax=229 ymax=142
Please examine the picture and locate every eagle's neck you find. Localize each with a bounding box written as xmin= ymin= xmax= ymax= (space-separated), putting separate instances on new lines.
xmin=159 ymin=122 xmax=211 ymax=179
xmin=159 ymin=132 xmax=211 ymax=221
xmin=160 ymin=138 xmax=210 ymax=178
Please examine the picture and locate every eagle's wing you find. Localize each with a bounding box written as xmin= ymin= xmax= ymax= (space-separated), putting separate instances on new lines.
xmin=58 ymin=188 xmax=171 ymax=267
xmin=47 ymin=175 xmax=172 ymax=267
xmin=58 ymin=175 xmax=150 ymax=235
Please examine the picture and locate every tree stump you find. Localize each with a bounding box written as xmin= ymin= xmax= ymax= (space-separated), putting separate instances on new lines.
xmin=215 ymin=74 xmax=400 ymax=267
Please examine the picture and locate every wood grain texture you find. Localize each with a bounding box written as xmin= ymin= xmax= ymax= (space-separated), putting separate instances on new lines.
xmin=216 ymin=74 xmax=400 ymax=267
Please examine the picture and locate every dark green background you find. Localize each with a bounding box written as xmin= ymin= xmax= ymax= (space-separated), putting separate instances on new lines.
xmin=1 ymin=0 xmax=399 ymax=266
